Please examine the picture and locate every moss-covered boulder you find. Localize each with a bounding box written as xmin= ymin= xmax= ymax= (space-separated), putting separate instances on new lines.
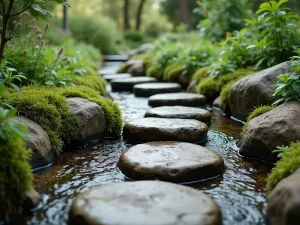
xmin=240 ymin=102 xmax=300 ymax=163
xmin=197 ymin=78 xmax=220 ymax=102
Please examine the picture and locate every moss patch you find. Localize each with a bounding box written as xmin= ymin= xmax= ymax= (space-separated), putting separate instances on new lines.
xmin=146 ymin=65 xmax=164 ymax=80
xmin=220 ymin=81 xmax=235 ymax=107
xmin=241 ymin=105 xmax=276 ymax=135
xmin=73 ymin=75 xmax=106 ymax=95
xmin=218 ymin=68 xmax=255 ymax=88
xmin=118 ymin=63 xmax=128 ymax=73
xmin=192 ymin=66 xmax=210 ymax=82
xmin=0 ymin=138 xmax=33 ymax=218
xmin=163 ymin=63 xmax=183 ymax=81
xmin=267 ymin=142 xmax=300 ymax=191
xmin=197 ymin=78 xmax=220 ymax=102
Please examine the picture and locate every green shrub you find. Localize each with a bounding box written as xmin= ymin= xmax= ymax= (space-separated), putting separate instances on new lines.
xmin=192 ymin=66 xmax=210 ymax=82
xmin=197 ymin=78 xmax=220 ymax=101
xmin=241 ymin=105 xmax=276 ymax=135
xmin=69 ymin=16 xmax=119 ymax=54
xmin=267 ymin=142 xmax=300 ymax=191
xmin=124 ymin=30 xmax=144 ymax=43
xmin=146 ymin=65 xmax=164 ymax=80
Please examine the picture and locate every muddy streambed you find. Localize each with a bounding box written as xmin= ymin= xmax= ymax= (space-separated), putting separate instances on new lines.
xmin=13 ymin=89 xmax=271 ymax=225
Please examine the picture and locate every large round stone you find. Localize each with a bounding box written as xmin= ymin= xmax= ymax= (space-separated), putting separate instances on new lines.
xmin=111 ymin=77 xmax=157 ymax=92
xmin=145 ymin=106 xmax=211 ymax=124
xmin=123 ymin=118 xmax=208 ymax=143
xmin=149 ymin=93 xmax=206 ymax=107
xmin=118 ymin=142 xmax=224 ymax=183
xmin=102 ymin=73 xmax=132 ymax=81
xmin=68 ymin=181 xmax=222 ymax=225
xmin=133 ymin=83 xmax=181 ymax=97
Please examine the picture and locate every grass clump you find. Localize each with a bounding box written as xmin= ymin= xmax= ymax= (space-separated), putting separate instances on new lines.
xmin=197 ymin=78 xmax=220 ymax=102
xmin=241 ymin=105 xmax=276 ymax=135
xmin=267 ymin=142 xmax=300 ymax=191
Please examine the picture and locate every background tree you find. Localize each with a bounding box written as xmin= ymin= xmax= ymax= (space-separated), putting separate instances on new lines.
xmin=135 ymin=0 xmax=147 ymax=30
xmin=124 ymin=0 xmax=131 ymax=30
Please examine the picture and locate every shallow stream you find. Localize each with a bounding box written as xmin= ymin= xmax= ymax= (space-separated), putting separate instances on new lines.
xmin=14 ymin=86 xmax=271 ymax=225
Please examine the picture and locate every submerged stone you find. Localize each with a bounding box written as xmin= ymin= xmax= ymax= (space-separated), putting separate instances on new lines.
xmin=133 ymin=82 xmax=181 ymax=97
xmin=118 ymin=142 xmax=224 ymax=183
xmin=102 ymin=73 xmax=132 ymax=81
xmin=111 ymin=77 xmax=157 ymax=92
xmin=148 ymin=93 xmax=206 ymax=107
xmin=68 ymin=181 xmax=222 ymax=225
xmin=145 ymin=106 xmax=211 ymax=124
xmin=123 ymin=118 xmax=208 ymax=143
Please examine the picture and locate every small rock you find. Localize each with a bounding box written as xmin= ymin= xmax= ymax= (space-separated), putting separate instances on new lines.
xmin=148 ymin=93 xmax=206 ymax=107
xmin=212 ymin=96 xmax=222 ymax=109
xmin=126 ymin=59 xmax=145 ymax=77
xmin=22 ymin=187 xmax=41 ymax=213
xmin=67 ymin=98 xmax=107 ymax=141
xmin=145 ymin=106 xmax=211 ymax=124
xmin=102 ymin=73 xmax=132 ymax=81
xmin=187 ymin=80 xmax=198 ymax=93
xmin=240 ymin=102 xmax=300 ymax=162
xmin=118 ymin=142 xmax=224 ymax=183
xmin=123 ymin=118 xmax=208 ymax=143
xmin=111 ymin=77 xmax=157 ymax=92
xmin=68 ymin=181 xmax=222 ymax=225
xmin=11 ymin=116 xmax=54 ymax=169
xmin=229 ymin=62 xmax=293 ymax=120
xmin=268 ymin=169 xmax=300 ymax=225
xmin=133 ymin=82 xmax=181 ymax=97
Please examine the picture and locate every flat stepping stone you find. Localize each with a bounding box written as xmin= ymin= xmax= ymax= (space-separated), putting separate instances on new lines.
xmin=68 ymin=181 xmax=222 ymax=225
xmin=102 ymin=73 xmax=132 ymax=81
xmin=145 ymin=106 xmax=211 ymax=124
xmin=111 ymin=77 xmax=157 ymax=92
xmin=103 ymin=55 xmax=129 ymax=62
xmin=123 ymin=118 xmax=208 ymax=143
xmin=118 ymin=141 xmax=224 ymax=183
xmin=99 ymin=67 xmax=119 ymax=75
xmin=149 ymin=93 xmax=206 ymax=107
xmin=133 ymin=83 xmax=181 ymax=97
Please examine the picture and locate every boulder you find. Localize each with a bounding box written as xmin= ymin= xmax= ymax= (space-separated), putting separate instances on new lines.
xmin=118 ymin=142 xmax=224 ymax=183
xmin=149 ymin=93 xmax=206 ymax=107
xmin=68 ymin=181 xmax=222 ymax=225
xmin=123 ymin=118 xmax=208 ymax=143
xmin=228 ymin=62 xmax=293 ymax=120
xmin=111 ymin=77 xmax=157 ymax=92
xmin=268 ymin=169 xmax=300 ymax=225
xmin=133 ymin=82 xmax=181 ymax=97
xmin=187 ymin=80 xmax=198 ymax=93
xmin=11 ymin=116 xmax=54 ymax=169
xmin=240 ymin=102 xmax=300 ymax=162
xmin=145 ymin=106 xmax=211 ymax=124
xmin=126 ymin=59 xmax=145 ymax=77
xmin=67 ymin=98 xmax=107 ymax=141
xmin=22 ymin=187 xmax=41 ymax=213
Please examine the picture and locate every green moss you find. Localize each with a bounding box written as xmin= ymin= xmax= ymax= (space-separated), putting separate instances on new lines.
xmin=130 ymin=54 xmax=147 ymax=60
xmin=192 ymin=66 xmax=210 ymax=82
xmin=218 ymin=68 xmax=255 ymax=88
xmin=3 ymin=87 xmax=81 ymax=154
xmin=267 ymin=142 xmax=300 ymax=191
xmin=73 ymin=75 xmax=106 ymax=95
xmin=142 ymin=55 xmax=153 ymax=70
xmin=0 ymin=138 xmax=33 ymax=218
xmin=163 ymin=63 xmax=183 ymax=81
xmin=220 ymin=81 xmax=235 ymax=107
xmin=146 ymin=65 xmax=164 ymax=80
xmin=197 ymin=78 xmax=220 ymax=102
xmin=57 ymin=86 xmax=122 ymax=137
xmin=118 ymin=63 xmax=128 ymax=73
xmin=241 ymin=105 xmax=276 ymax=135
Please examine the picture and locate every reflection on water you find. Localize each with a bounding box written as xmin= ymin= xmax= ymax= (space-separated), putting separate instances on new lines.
xmin=14 ymin=91 xmax=271 ymax=225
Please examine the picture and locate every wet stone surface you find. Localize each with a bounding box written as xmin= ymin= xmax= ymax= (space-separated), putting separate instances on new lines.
xmin=118 ymin=141 xmax=224 ymax=183
xmin=68 ymin=181 xmax=222 ymax=225
xmin=133 ymin=82 xmax=181 ymax=97
xmin=123 ymin=117 xmax=208 ymax=143
xmin=102 ymin=73 xmax=132 ymax=81
xmin=145 ymin=106 xmax=212 ymax=124
xmin=111 ymin=77 xmax=157 ymax=92
xmin=149 ymin=93 xmax=206 ymax=107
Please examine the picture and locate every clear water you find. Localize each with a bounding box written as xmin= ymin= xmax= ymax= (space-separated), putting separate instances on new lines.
xmin=12 ymin=90 xmax=271 ymax=225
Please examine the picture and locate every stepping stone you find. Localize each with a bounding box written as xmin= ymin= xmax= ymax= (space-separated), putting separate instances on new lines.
xmin=102 ymin=73 xmax=132 ymax=81
xmin=149 ymin=93 xmax=206 ymax=107
xmin=123 ymin=118 xmax=208 ymax=143
xmin=111 ymin=77 xmax=157 ymax=92
xmin=133 ymin=83 xmax=181 ymax=97
xmin=145 ymin=106 xmax=211 ymax=124
xmin=68 ymin=181 xmax=222 ymax=225
xmin=118 ymin=141 xmax=224 ymax=183
xmin=99 ymin=67 xmax=119 ymax=75
xmin=103 ymin=55 xmax=129 ymax=62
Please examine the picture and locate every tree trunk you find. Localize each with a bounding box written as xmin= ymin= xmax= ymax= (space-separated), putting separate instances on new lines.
xmin=135 ymin=0 xmax=146 ymax=30
xmin=179 ymin=0 xmax=189 ymax=30
xmin=123 ymin=0 xmax=131 ymax=30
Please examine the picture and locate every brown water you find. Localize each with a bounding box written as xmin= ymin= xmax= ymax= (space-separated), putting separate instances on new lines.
xmin=13 ymin=89 xmax=271 ymax=225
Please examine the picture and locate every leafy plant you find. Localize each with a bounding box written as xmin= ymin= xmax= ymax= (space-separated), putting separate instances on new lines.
xmin=0 ymin=62 xmax=27 ymax=91
xmin=273 ymin=145 xmax=289 ymax=158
